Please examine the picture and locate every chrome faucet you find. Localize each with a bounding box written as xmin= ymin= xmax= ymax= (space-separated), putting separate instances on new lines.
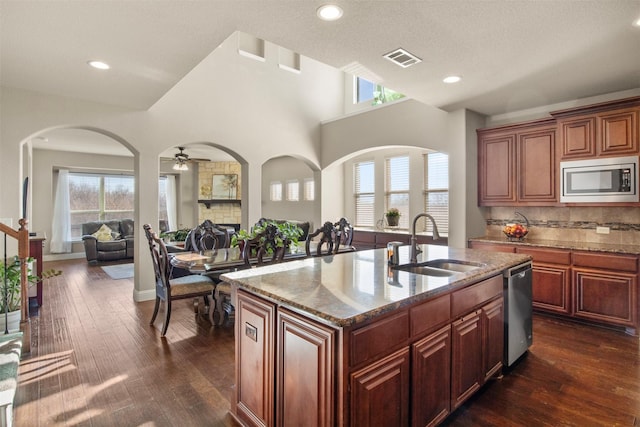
xmin=410 ymin=213 xmax=440 ymax=264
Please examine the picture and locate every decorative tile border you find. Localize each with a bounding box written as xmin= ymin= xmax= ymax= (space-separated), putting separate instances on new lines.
xmin=486 ymin=219 xmax=640 ymax=232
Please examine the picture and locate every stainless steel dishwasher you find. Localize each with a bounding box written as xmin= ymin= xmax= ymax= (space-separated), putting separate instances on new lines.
xmin=503 ymin=261 xmax=533 ymax=367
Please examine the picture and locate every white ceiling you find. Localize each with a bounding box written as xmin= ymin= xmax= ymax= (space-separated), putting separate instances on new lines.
xmin=2 ymin=1 xmax=640 ymax=155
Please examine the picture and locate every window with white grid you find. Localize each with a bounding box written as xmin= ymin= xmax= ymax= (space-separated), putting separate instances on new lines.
xmin=270 ymin=181 xmax=282 ymax=201
xmin=354 ymin=161 xmax=375 ymax=226
xmin=286 ymin=180 xmax=299 ymax=201
xmin=422 ymin=152 xmax=449 ymax=235
xmin=303 ymin=178 xmax=315 ymax=201
xmin=385 ymin=156 xmax=410 ymax=228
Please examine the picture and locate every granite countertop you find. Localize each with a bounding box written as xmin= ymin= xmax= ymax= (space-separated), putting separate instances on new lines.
xmin=220 ymin=244 xmax=530 ymax=328
xmin=469 ymin=236 xmax=640 ymax=255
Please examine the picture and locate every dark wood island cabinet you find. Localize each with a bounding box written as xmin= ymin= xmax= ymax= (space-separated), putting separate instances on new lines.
xmin=223 ymin=245 xmax=530 ymax=427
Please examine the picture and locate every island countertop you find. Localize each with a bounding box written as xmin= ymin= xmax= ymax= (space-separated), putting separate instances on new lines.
xmin=220 ymin=244 xmax=530 ymax=328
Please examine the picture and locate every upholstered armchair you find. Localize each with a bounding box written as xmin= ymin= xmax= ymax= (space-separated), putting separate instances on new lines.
xmin=81 ymin=219 xmax=135 ymax=264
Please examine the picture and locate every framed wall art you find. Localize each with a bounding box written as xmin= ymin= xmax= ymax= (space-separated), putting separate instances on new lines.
xmin=212 ymin=174 xmax=238 ymax=199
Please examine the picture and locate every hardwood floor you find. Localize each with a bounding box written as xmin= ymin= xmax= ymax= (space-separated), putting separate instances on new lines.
xmin=15 ymin=258 xmax=640 ymax=426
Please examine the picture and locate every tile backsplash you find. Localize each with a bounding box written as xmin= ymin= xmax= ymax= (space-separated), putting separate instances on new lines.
xmin=484 ymin=207 xmax=640 ymax=246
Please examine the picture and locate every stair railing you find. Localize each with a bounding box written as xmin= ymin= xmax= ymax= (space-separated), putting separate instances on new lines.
xmin=0 ymin=218 xmax=30 ymax=354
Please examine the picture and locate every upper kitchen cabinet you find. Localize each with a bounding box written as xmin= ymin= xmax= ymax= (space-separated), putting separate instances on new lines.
xmin=553 ymin=97 xmax=640 ymax=160
xmin=478 ymin=119 xmax=557 ymax=206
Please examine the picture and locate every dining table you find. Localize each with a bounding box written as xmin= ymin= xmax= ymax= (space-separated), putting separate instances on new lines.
xmin=169 ymin=244 xmax=309 ymax=274
xmin=169 ymin=242 xmax=355 ymax=274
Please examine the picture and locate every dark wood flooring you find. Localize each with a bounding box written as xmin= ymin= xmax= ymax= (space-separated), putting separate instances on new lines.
xmin=14 ymin=259 xmax=640 ymax=426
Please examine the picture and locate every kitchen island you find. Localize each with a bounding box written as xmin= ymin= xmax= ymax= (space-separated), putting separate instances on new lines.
xmin=221 ymin=244 xmax=530 ymax=427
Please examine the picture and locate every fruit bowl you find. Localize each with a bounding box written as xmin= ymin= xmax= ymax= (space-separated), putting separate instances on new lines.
xmin=503 ymin=223 xmax=528 ymax=241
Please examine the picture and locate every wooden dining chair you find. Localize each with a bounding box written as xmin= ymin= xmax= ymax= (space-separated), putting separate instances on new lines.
xmin=335 ymin=217 xmax=355 ymax=252
xmin=143 ymin=224 xmax=216 ymax=336
xmin=186 ymin=220 xmax=230 ymax=252
xmin=215 ymin=223 xmax=288 ymax=327
xmin=305 ymin=221 xmax=338 ymax=256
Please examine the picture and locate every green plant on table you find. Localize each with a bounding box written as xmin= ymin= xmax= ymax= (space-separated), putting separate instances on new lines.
xmin=231 ymin=220 xmax=304 ymax=254
xmin=160 ymin=228 xmax=190 ymax=243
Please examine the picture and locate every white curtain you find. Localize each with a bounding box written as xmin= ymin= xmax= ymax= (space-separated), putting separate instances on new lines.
xmin=166 ymin=175 xmax=178 ymax=231
xmin=51 ymin=169 xmax=72 ymax=253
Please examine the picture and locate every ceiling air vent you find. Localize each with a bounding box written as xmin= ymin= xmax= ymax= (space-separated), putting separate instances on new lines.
xmin=383 ymin=48 xmax=422 ymax=68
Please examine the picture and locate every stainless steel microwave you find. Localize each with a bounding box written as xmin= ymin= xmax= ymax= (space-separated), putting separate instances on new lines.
xmin=560 ymin=155 xmax=639 ymax=203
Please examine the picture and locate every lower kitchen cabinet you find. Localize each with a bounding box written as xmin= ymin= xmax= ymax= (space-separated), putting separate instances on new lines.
xmin=235 ymin=291 xmax=276 ymax=427
xmin=469 ymin=239 xmax=640 ymax=335
xmin=482 ymin=298 xmax=504 ymax=382
xmin=350 ymin=347 xmax=410 ymax=427
xmin=573 ymin=268 xmax=637 ymax=332
xmin=277 ymin=309 xmax=335 ymax=427
xmin=412 ymin=324 xmax=451 ymax=427
xmin=235 ymin=274 xmax=505 ymax=427
xmin=451 ymin=310 xmax=482 ymax=410
xmin=516 ymin=247 xmax=572 ymax=315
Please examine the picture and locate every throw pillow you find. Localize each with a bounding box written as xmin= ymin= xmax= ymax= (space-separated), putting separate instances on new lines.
xmin=92 ymin=224 xmax=113 ymax=242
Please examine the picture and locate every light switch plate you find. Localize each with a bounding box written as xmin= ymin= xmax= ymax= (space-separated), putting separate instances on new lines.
xmin=596 ymin=226 xmax=610 ymax=234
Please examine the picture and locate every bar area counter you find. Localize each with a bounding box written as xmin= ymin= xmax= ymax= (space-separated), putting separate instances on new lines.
xmin=221 ymin=245 xmax=530 ymax=427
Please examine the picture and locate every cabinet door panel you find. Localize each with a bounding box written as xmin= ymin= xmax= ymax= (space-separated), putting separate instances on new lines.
xmin=573 ymin=268 xmax=637 ymax=328
xmin=412 ymin=325 xmax=451 ymax=427
xmin=350 ymin=347 xmax=410 ymax=427
xmin=478 ymin=133 xmax=516 ymax=204
xmin=482 ymin=298 xmax=504 ymax=381
xmin=598 ymin=108 xmax=638 ymax=155
xmin=532 ymin=264 xmax=571 ymax=314
xmin=277 ymin=309 xmax=335 ymax=427
xmin=518 ymin=128 xmax=557 ymax=202
xmin=236 ymin=291 xmax=276 ymax=427
xmin=558 ymin=116 xmax=596 ymax=159
xmin=451 ymin=311 xmax=482 ymax=409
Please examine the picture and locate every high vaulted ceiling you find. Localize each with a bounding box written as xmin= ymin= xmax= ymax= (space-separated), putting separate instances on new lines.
xmin=1 ymin=1 xmax=639 ymax=117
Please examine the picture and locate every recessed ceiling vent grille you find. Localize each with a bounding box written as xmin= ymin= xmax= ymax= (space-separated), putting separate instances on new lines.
xmin=383 ymin=48 xmax=422 ymax=68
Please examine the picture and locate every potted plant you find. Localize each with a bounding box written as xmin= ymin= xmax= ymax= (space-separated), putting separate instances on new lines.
xmin=385 ymin=208 xmax=401 ymax=227
xmin=0 ymin=256 xmax=61 ymax=332
xmin=231 ymin=220 xmax=303 ymax=254
xmin=160 ymin=228 xmax=190 ymax=243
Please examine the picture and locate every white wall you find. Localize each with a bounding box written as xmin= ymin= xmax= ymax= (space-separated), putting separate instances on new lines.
xmin=30 ymin=147 xmax=197 ymax=258
xmin=0 ymin=31 xmax=345 ymax=301
xmin=261 ymin=156 xmax=320 ymax=227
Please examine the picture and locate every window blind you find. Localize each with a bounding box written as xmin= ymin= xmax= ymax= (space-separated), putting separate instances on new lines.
xmin=423 ymin=153 xmax=449 ymax=234
xmin=354 ymin=161 xmax=375 ymax=226
xmin=385 ymin=156 xmax=410 ymax=228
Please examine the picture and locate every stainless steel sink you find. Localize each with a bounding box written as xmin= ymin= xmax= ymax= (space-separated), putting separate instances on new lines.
xmin=422 ymin=259 xmax=484 ymax=272
xmin=393 ymin=265 xmax=456 ymax=277
xmin=393 ymin=259 xmax=483 ymax=276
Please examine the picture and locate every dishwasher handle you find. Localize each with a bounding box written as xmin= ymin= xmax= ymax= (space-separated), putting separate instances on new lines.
xmin=503 ymin=262 xmax=532 ymax=278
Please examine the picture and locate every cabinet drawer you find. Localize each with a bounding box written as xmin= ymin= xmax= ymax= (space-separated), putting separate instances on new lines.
xmin=573 ymin=252 xmax=638 ymax=273
xmin=468 ymin=241 xmax=516 ymax=253
xmin=350 ymin=311 xmax=409 ymax=366
xmin=451 ymin=275 xmax=503 ymax=319
xmin=410 ymin=294 xmax=451 ymax=338
xmin=352 ymin=231 xmax=376 ymax=244
xmin=516 ymin=247 xmax=571 ymax=265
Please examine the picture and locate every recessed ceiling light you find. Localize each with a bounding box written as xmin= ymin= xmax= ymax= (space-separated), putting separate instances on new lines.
xmin=317 ymin=4 xmax=343 ymax=21
xmin=88 ymin=60 xmax=110 ymax=70
xmin=633 ymin=18 xmax=640 ymax=27
xmin=443 ymin=75 xmax=462 ymax=83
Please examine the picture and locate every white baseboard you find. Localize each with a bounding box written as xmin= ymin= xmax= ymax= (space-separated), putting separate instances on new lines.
xmin=43 ymin=252 xmax=85 ymax=262
xmin=133 ymin=289 xmax=156 ymax=302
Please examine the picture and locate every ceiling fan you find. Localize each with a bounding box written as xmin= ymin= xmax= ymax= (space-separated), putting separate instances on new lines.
xmin=161 ymin=146 xmax=210 ymax=171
